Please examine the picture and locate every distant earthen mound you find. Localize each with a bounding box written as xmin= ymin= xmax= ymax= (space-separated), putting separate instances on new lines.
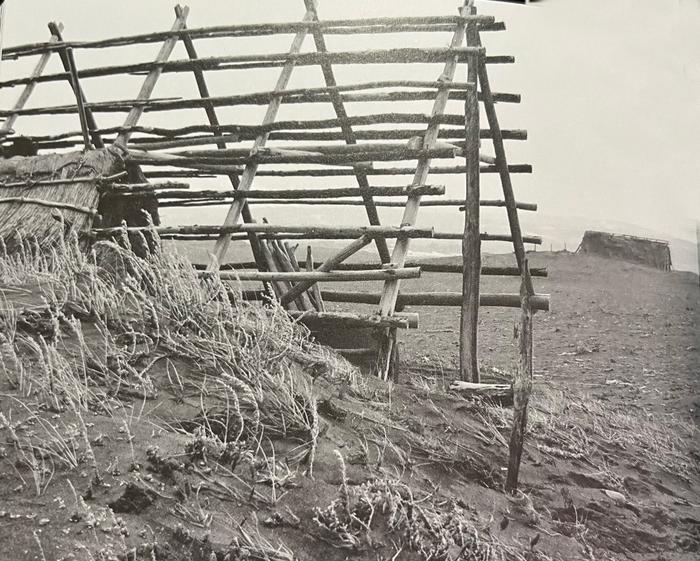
xmin=576 ymin=230 xmax=672 ymax=271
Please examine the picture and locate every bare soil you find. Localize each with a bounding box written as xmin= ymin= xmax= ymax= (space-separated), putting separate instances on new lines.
xmin=0 ymin=251 xmax=698 ymax=561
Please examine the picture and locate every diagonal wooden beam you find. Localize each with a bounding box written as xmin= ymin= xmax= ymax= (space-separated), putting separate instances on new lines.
xmin=476 ymin=34 xmax=533 ymax=297
xmin=0 ymin=24 xmax=63 ymax=136
xmin=173 ymin=5 xmax=270 ymax=295
xmin=279 ymin=234 xmax=372 ymax=306
xmin=206 ymin=7 xmax=315 ymax=271
xmin=48 ymin=22 xmax=103 ymax=148
xmin=114 ymin=6 xmax=190 ymax=148
xmin=302 ymin=0 xmax=390 ymax=264
xmin=375 ymin=2 xmax=477 ymax=380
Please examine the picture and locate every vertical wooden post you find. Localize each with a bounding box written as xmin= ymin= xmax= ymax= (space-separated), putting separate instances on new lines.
xmin=114 ymin=6 xmax=189 ymax=148
xmin=0 ymin=25 xmax=62 ymax=136
xmin=505 ymin=258 xmax=533 ymax=493
xmin=375 ymin=2 xmax=473 ymax=380
xmin=460 ymin=12 xmax=481 ymax=383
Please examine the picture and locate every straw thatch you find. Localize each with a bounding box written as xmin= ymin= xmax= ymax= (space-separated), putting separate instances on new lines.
xmin=0 ymin=148 xmax=123 ymax=253
xmin=576 ymin=230 xmax=672 ymax=271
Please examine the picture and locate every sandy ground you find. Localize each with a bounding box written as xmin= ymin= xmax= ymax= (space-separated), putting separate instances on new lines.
xmin=0 ymin=250 xmax=698 ymax=561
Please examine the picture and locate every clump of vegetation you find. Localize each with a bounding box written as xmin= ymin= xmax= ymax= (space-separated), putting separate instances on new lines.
xmin=314 ymin=451 xmax=541 ymax=561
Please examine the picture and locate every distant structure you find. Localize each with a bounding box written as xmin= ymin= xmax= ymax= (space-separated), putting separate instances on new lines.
xmin=576 ymin=230 xmax=672 ymax=271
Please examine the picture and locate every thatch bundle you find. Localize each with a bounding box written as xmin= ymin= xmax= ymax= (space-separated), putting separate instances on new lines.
xmin=0 ymin=148 xmax=123 ymax=253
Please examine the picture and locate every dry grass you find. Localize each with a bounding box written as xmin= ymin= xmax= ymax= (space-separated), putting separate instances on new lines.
xmin=474 ymin=385 xmax=698 ymax=483
xmin=0 ymin=228 xmax=360 ymax=488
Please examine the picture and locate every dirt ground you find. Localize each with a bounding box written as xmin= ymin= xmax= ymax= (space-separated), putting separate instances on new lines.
xmin=400 ymin=252 xmax=700 ymax=423
xmin=0 ymin=250 xmax=698 ymax=561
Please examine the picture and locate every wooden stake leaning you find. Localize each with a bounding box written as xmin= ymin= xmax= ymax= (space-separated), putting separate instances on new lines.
xmin=206 ymin=7 xmax=316 ymax=271
xmin=279 ymin=234 xmax=373 ymax=307
xmin=306 ymin=245 xmax=325 ymax=311
xmin=506 ymin=259 xmax=534 ymax=492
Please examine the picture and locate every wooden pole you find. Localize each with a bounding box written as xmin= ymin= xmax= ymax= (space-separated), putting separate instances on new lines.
xmin=0 ymin=25 xmax=62 ymax=136
xmin=282 ymin=242 xmax=315 ymax=310
xmin=130 ymin=184 xmax=445 ymax=200
xmin=273 ymin=239 xmax=313 ymax=310
xmin=195 ymin=260 xmax=548 ymax=278
xmin=476 ymin=33 xmax=533 ymax=296
xmin=16 ymin=126 xmax=527 ymax=151
xmin=279 ymin=234 xmax=372 ymax=306
xmin=287 ymin=310 xmax=418 ymax=330
xmin=145 ymin=229 xmax=538 ymax=243
xmin=302 ymin=0 xmax=390 ymax=263
xmin=157 ymin=197 xmax=537 ymax=212
xmin=505 ymin=259 xmax=534 ymax=493
xmin=48 ymin=22 xmax=103 ymax=149
xmin=306 ymin=245 xmax=325 ymax=311
xmin=460 ymin=10 xmax=481 ymax=383
xmin=0 ymin=47 xmax=507 ymax=89
xmin=214 ymin=267 xmax=421 ymax=283
xmin=63 ymin=46 xmax=92 ymax=150
xmin=3 ymin=16 xmax=497 ymax=61
xmin=127 ymin=145 xmax=459 ymax=166
xmin=258 ymin=240 xmax=291 ymax=306
xmin=375 ymin=5 xmax=478 ymax=379
xmin=0 ymin=84 xmax=522 ymax=118
xmin=206 ymin=7 xmax=315 ymax=271
xmin=91 ymin=224 xmax=433 ymax=239
xmin=114 ymin=6 xmax=190 ymax=148
xmin=319 ymin=290 xmax=550 ymax=311
xmin=2 ymin=15 xmax=498 ymax=61
xmin=174 ymin=7 xmax=271 ymax=298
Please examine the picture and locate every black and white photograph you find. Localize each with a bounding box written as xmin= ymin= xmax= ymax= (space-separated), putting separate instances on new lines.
xmin=0 ymin=0 xmax=698 ymax=559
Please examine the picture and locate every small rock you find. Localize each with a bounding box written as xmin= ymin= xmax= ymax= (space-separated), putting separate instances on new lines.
xmin=39 ymin=518 xmax=50 ymax=526
xmin=602 ymin=489 xmax=626 ymax=504
xmin=108 ymin=482 xmax=156 ymax=514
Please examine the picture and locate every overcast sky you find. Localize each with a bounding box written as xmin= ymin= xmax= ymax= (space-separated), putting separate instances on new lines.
xmin=1 ymin=0 xmax=699 ymax=252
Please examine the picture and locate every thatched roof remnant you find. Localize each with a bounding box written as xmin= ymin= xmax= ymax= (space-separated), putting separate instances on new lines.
xmin=0 ymin=148 xmax=123 ymax=253
xmin=576 ymin=230 xmax=672 ymax=271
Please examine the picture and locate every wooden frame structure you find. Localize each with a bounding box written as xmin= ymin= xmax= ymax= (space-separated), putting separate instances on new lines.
xmin=1 ymin=0 xmax=548 ymax=490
